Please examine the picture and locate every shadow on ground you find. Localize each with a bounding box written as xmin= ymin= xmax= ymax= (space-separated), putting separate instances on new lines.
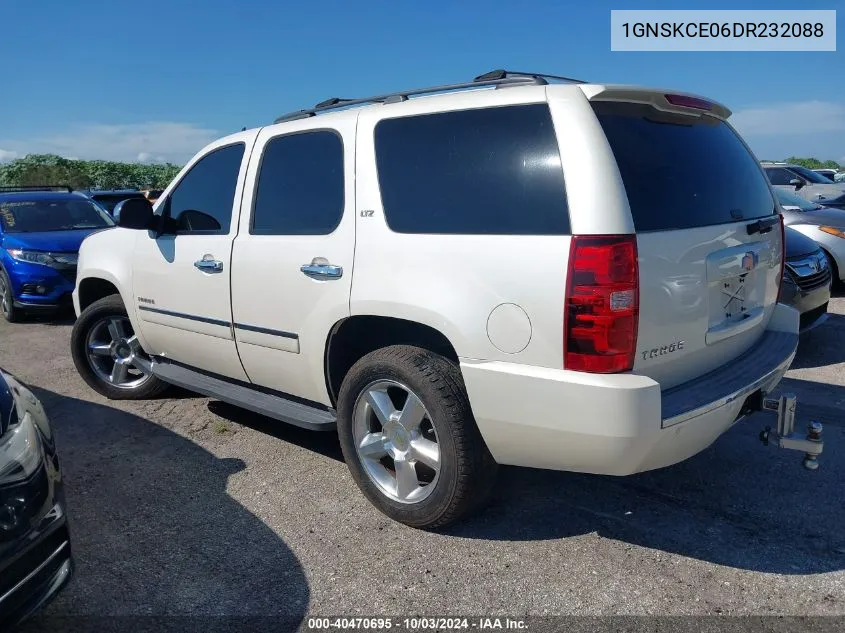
xmin=208 ymin=385 xmax=843 ymax=577
xmin=439 ymin=375 xmax=845 ymax=575
xmin=791 ymin=313 xmax=845 ymax=369
xmin=205 ymin=378 xmax=845 ymax=575
xmin=20 ymin=389 xmax=309 ymax=629
xmin=207 ymin=401 xmax=344 ymax=463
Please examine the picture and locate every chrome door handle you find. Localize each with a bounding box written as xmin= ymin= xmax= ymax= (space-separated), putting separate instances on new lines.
xmin=301 ymin=257 xmax=343 ymax=280
xmin=194 ymin=255 xmax=224 ymax=272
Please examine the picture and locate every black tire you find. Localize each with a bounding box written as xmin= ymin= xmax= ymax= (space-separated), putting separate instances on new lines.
xmin=71 ymin=294 xmax=169 ymax=400
xmin=337 ymin=345 xmax=498 ymax=529
xmin=0 ymin=268 xmax=25 ymax=323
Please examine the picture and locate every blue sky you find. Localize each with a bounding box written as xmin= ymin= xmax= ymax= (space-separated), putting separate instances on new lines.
xmin=1 ymin=0 xmax=842 ymax=165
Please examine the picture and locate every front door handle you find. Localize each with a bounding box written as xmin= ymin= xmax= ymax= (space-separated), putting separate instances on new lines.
xmin=194 ymin=254 xmax=224 ymax=272
xmin=301 ymin=257 xmax=343 ymax=280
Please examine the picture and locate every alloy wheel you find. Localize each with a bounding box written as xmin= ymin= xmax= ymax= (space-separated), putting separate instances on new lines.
xmin=84 ymin=316 xmax=153 ymax=389
xmin=353 ymin=380 xmax=441 ymax=504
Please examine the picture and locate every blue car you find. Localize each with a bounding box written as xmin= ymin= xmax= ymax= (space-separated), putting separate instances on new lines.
xmin=0 ymin=186 xmax=115 ymax=322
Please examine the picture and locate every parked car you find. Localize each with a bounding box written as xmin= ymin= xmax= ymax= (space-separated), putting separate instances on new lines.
xmin=140 ymin=189 xmax=164 ymax=205
xmin=781 ymin=226 xmax=831 ymax=333
xmin=813 ymin=168 xmax=839 ymax=181
xmin=80 ymin=189 xmax=148 ymax=215
xmin=775 ymin=187 xmax=845 ymax=284
xmin=69 ymin=70 xmax=813 ymax=529
xmin=836 ymin=172 xmax=845 ymax=183
xmin=0 ymin=186 xmax=116 ymax=322
xmin=762 ymin=162 xmax=845 ymax=209
xmin=0 ymin=367 xmax=74 ymax=629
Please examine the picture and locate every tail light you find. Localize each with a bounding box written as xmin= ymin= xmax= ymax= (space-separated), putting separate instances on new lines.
xmin=776 ymin=214 xmax=785 ymax=303
xmin=564 ymin=235 xmax=639 ymax=373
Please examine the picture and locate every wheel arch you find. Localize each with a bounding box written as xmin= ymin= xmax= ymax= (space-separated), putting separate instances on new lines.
xmin=324 ymin=315 xmax=460 ymax=407
xmin=77 ymin=276 xmax=122 ymax=312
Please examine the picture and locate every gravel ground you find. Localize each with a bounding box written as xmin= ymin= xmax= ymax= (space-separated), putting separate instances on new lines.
xmin=1 ymin=293 xmax=843 ymax=628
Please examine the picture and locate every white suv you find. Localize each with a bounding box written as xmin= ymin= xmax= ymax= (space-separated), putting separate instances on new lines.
xmin=69 ymin=70 xmax=815 ymax=529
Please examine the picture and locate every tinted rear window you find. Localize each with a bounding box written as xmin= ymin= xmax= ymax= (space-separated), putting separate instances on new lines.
xmin=374 ymin=104 xmax=570 ymax=235
xmin=592 ymin=102 xmax=775 ymax=232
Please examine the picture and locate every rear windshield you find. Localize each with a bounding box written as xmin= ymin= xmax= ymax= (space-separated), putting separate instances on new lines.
xmin=0 ymin=198 xmax=114 ymax=233
xmin=592 ymin=102 xmax=775 ymax=232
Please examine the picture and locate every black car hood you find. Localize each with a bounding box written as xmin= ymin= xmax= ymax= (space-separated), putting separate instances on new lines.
xmin=784 ymin=226 xmax=821 ymax=258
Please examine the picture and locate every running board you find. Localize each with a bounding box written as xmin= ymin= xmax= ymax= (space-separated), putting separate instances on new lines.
xmin=150 ymin=360 xmax=337 ymax=432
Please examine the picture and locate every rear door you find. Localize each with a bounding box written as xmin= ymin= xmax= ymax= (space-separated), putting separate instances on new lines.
xmin=590 ymin=99 xmax=783 ymax=390
xmin=230 ymin=120 xmax=356 ymax=406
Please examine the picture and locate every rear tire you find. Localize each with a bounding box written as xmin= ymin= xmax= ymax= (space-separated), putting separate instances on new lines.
xmin=0 ymin=269 xmax=25 ymax=323
xmin=337 ymin=345 xmax=498 ymax=529
xmin=71 ymin=294 xmax=169 ymax=400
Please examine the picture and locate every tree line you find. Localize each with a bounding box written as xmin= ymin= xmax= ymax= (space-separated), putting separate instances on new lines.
xmin=0 ymin=152 xmax=840 ymax=193
xmin=770 ymin=157 xmax=842 ymax=170
xmin=0 ymin=154 xmax=183 ymax=191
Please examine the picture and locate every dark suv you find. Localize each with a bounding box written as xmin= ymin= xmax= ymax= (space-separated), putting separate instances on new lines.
xmin=0 ymin=367 xmax=74 ymax=628
xmin=79 ymin=189 xmax=149 ymax=215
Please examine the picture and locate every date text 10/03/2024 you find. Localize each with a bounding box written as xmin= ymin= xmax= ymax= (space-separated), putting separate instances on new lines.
xmin=306 ymin=617 xmax=529 ymax=630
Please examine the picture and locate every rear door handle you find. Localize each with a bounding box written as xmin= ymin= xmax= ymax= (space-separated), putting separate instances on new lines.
xmin=194 ymin=255 xmax=224 ymax=272
xmin=301 ymin=257 xmax=343 ymax=280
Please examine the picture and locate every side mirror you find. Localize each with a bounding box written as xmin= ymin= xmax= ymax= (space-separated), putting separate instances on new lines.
xmin=789 ymin=178 xmax=806 ymax=191
xmin=114 ymin=198 xmax=154 ymax=230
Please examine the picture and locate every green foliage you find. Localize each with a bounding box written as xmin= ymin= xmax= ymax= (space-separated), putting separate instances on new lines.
xmin=782 ymin=156 xmax=842 ymax=170
xmin=0 ymin=154 xmax=183 ymax=190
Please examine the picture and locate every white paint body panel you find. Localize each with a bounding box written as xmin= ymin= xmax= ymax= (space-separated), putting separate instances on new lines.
xmin=230 ymin=118 xmax=358 ymax=405
xmin=130 ymin=130 xmax=260 ymax=381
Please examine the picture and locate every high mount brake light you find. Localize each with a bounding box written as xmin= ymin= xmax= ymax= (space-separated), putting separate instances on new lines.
xmin=564 ymin=235 xmax=639 ymax=373
xmin=665 ymin=94 xmax=713 ymax=111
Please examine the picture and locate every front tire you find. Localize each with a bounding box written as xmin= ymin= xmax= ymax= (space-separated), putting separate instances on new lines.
xmin=0 ymin=269 xmax=25 ymax=323
xmin=337 ymin=345 xmax=498 ymax=529
xmin=71 ymin=294 xmax=168 ymax=400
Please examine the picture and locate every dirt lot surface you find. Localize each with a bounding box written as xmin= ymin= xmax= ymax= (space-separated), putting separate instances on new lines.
xmin=1 ymin=294 xmax=843 ymax=628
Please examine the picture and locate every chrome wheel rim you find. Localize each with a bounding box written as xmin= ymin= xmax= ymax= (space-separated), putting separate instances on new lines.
xmin=0 ymin=275 xmax=9 ymax=317
xmin=353 ymin=380 xmax=440 ymax=504
xmin=85 ymin=316 xmax=152 ymax=389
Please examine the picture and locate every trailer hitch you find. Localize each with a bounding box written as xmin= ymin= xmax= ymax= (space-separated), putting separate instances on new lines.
xmin=759 ymin=393 xmax=824 ymax=470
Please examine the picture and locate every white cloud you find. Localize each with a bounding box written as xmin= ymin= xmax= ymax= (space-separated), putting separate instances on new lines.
xmin=731 ymin=101 xmax=845 ymax=137
xmin=136 ymin=152 xmax=167 ymax=164
xmin=0 ymin=122 xmax=220 ymax=164
xmin=0 ymin=149 xmax=18 ymax=162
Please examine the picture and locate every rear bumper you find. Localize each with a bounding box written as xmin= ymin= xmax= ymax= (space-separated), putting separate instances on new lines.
xmin=461 ymin=305 xmax=799 ymax=476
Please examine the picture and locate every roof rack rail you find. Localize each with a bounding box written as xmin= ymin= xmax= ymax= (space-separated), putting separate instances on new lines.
xmin=473 ymin=69 xmax=586 ymax=84
xmin=273 ymin=73 xmax=547 ymax=124
xmin=0 ymin=184 xmax=73 ymax=193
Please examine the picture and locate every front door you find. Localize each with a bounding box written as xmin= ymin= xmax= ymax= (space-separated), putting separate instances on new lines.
xmin=132 ymin=133 xmax=257 ymax=381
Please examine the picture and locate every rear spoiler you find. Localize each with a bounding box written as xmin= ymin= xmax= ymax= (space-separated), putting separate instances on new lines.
xmin=577 ymin=84 xmax=732 ymax=121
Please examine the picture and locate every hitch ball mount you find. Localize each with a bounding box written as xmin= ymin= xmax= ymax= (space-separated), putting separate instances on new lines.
xmin=759 ymin=393 xmax=823 ymax=470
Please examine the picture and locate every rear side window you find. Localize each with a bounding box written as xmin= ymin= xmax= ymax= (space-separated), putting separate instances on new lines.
xmin=592 ymin=102 xmax=775 ymax=232
xmin=252 ymin=131 xmax=345 ymax=235
xmin=374 ymin=104 xmax=570 ymax=235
